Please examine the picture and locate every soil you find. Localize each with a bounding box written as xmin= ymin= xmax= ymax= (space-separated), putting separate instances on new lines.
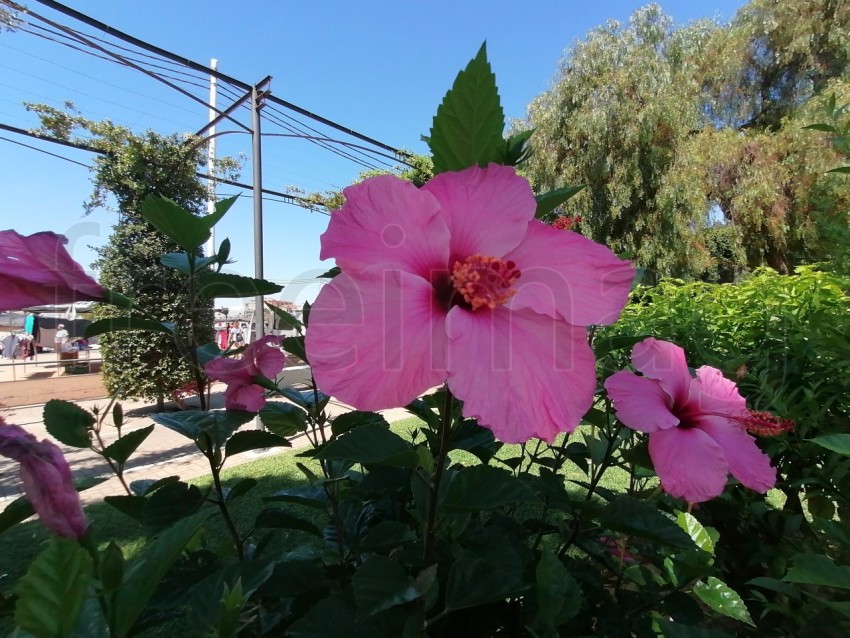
xmin=0 ymin=372 xmax=107 ymax=408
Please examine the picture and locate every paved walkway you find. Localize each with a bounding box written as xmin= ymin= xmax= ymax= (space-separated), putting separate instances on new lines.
xmin=0 ymin=375 xmax=412 ymax=506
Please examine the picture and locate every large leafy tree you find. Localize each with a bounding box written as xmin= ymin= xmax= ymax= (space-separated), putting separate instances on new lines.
xmin=523 ymin=0 xmax=850 ymax=279
xmin=29 ymin=104 xmax=239 ymax=407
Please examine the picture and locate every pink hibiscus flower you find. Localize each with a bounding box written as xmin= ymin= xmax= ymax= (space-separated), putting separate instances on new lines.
xmin=305 ymin=164 xmax=635 ymax=443
xmin=204 ymin=336 xmax=286 ymax=412
xmin=0 ymin=418 xmax=88 ymax=540
xmin=0 ymin=230 xmax=104 ymax=311
xmin=604 ymin=338 xmax=776 ymax=503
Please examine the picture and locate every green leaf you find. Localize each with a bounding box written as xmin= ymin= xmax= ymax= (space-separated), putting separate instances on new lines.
xmin=258 ymin=402 xmax=309 ymax=437
xmin=692 ymin=577 xmax=754 ymax=626
xmin=657 ymin=619 xmax=735 ymax=638
xmin=224 ymin=430 xmax=291 ymax=458
xmin=535 ymin=185 xmax=586 ymax=218
xmin=84 ymin=316 xmax=173 ymax=339
xmin=317 ymin=424 xmax=418 ymax=467
xmin=428 ymin=42 xmax=505 ymax=173
xmin=0 ymin=496 xmax=35 ymax=536
xmin=266 ymin=302 xmax=303 ymax=333
xmin=224 ymin=478 xmax=258 ymax=502
xmin=352 ymin=555 xmax=425 ymax=619
xmin=255 ymin=509 xmax=321 ymax=536
xmin=809 ymin=433 xmax=850 ymax=457
xmin=599 ymin=497 xmax=695 ymax=550
xmin=288 ymin=598 xmax=355 ymax=638
xmin=534 ymin=549 xmax=581 ymax=631
xmin=102 ymin=425 xmax=154 ymax=465
xmin=103 ymin=495 xmax=146 ymax=522
xmin=43 ymin=399 xmax=93 ymax=448
xmin=445 ymin=556 xmax=525 ymax=611
xmin=442 ymin=465 xmax=536 ymax=510
xmin=676 ymin=512 xmax=716 ymax=555
xmin=100 ymin=542 xmax=124 ymax=593
xmin=196 ymin=342 xmax=224 ymax=366
xmin=14 ymin=537 xmax=93 ymax=638
xmin=783 ymin=553 xmax=850 ymax=589
xmin=282 ymin=335 xmax=307 ymax=362
xmin=504 ymin=128 xmax=534 ymax=166
xmin=140 ymin=196 xmax=211 ymax=252
xmin=100 ymin=288 xmax=133 ymax=309
xmin=803 ymin=123 xmax=838 ymax=133
xmin=142 ymin=482 xmax=205 ymax=531
xmin=361 ymin=521 xmax=417 ymax=550
xmin=263 ymin=484 xmax=329 ymax=510
xmin=113 ymin=512 xmax=207 ymax=638
xmin=196 ymin=272 xmax=282 ymax=298
xmin=319 ymin=266 xmax=340 ymax=279
xmin=331 ymin=411 xmax=389 ymax=436
xmin=151 ymin=409 xmax=255 ymax=449
xmin=827 ymin=166 xmax=850 ymax=174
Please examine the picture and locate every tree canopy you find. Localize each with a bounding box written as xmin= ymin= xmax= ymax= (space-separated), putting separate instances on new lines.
xmin=522 ymin=0 xmax=850 ymax=280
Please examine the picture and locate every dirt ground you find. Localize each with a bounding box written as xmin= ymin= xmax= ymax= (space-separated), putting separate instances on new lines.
xmin=0 ymin=372 xmax=107 ymax=408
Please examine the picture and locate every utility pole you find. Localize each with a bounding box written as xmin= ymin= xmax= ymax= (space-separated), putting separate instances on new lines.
xmin=204 ymin=58 xmax=218 ymax=258
xmin=252 ymin=78 xmax=271 ymax=340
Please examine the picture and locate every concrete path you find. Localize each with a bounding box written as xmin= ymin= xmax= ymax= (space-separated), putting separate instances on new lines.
xmin=0 ymin=378 xmax=413 ymax=506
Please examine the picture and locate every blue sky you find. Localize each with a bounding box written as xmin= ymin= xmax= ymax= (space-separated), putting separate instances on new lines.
xmin=0 ymin=0 xmax=744 ymax=306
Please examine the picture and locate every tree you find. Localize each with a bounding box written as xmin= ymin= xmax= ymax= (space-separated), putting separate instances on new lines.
xmin=29 ymin=104 xmax=240 ymax=407
xmin=522 ymin=1 xmax=850 ymax=279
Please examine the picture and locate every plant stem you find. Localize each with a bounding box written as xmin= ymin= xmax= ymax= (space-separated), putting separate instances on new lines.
xmin=204 ymin=434 xmax=244 ymax=560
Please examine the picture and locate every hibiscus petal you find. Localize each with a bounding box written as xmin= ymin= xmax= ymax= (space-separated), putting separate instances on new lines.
xmin=306 ymin=268 xmax=448 ymax=411
xmin=648 ymin=427 xmax=729 ymax=504
xmin=505 ymin=222 xmax=635 ymax=325
xmin=632 ymin=338 xmax=691 ymax=405
xmin=689 ymin=366 xmax=747 ymax=418
xmin=205 ymin=356 xmax=252 ymax=385
xmin=250 ymin=338 xmax=287 ymax=379
xmin=604 ymin=371 xmax=679 ymax=433
xmin=225 ymin=383 xmax=266 ymax=412
xmin=446 ymin=307 xmax=596 ymax=443
xmin=696 ymin=416 xmax=776 ymax=494
xmin=320 ymin=175 xmax=449 ymax=279
xmin=423 ymin=164 xmax=535 ymax=261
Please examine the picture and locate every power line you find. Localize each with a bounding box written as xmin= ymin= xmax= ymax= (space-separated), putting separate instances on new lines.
xmin=23 ymin=0 xmax=411 ymax=162
xmin=0 ymin=121 xmax=331 ymax=213
xmin=0 ymin=134 xmax=89 ymax=167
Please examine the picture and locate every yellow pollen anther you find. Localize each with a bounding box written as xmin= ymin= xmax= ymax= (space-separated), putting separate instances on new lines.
xmin=450 ymin=255 xmax=521 ymax=311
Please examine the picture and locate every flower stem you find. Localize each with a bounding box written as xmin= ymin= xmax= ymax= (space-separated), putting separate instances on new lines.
xmin=204 ymin=434 xmax=244 ymax=560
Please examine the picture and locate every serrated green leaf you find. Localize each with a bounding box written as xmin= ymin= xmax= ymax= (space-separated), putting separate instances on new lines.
xmin=594 ymin=334 xmax=653 ymax=358
xmin=224 ymin=478 xmax=258 ymax=502
xmin=783 ymin=553 xmax=850 ymax=589
xmin=429 ymin=42 xmax=505 ymax=173
xmin=258 ymin=402 xmax=309 ymax=437
xmin=102 ymin=425 xmax=154 ymax=465
xmin=442 ymin=465 xmax=536 ymax=510
xmin=676 ymin=512 xmax=715 ymax=555
xmin=352 ymin=555 xmax=424 ymax=619
xmin=151 ymin=409 xmax=255 ymax=449
xmin=113 ymin=512 xmax=207 ymax=638
xmin=0 ymin=496 xmax=35 ymax=536
xmin=14 ymin=537 xmax=93 ymax=638
xmin=282 ymin=335 xmax=307 ymax=362
xmin=266 ymin=302 xmax=303 ymax=333
xmin=224 ymin=430 xmax=291 ymax=458
xmin=263 ymin=484 xmax=329 ymax=510
xmin=504 ymin=128 xmax=534 ymax=166
xmin=196 ymin=342 xmax=223 ymax=366
xmin=535 ymin=185 xmax=586 ymax=218
xmin=600 ymin=497 xmax=695 ymax=550
xmin=142 ymin=482 xmax=205 ymax=531
xmin=445 ymin=556 xmax=526 ymax=611
xmin=809 ymin=433 xmax=850 ymax=457
xmin=196 ymin=272 xmax=282 ymax=298
xmin=535 ymin=549 xmax=581 ymax=631
xmin=84 ymin=316 xmax=173 ymax=339
xmin=141 ymin=196 xmax=210 ymax=252
xmin=331 ymin=411 xmax=389 ymax=436
xmin=317 ymin=424 xmax=418 ymax=467
xmin=255 ymin=509 xmax=321 ymax=536
xmin=692 ymin=577 xmax=754 ymax=626
xmin=361 ymin=521 xmax=417 ymax=551
xmin=43 ymin=399 xmax=93 ymax=448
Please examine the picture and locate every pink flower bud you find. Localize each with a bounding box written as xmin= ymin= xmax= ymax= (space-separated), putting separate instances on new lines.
xmin=0 ymin=419 xmax=87 ymax=540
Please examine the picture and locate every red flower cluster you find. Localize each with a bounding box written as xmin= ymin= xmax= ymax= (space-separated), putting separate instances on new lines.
xmin=736 ymin=411 xmax=795 ymax=437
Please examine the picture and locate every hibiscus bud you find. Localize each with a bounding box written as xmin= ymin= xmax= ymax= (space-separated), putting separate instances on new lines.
xmin=0 ymin=419 xmax=88 ymax=540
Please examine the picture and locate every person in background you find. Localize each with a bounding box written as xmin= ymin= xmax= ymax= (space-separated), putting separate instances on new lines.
xmin=54 ymin=323 xmax=69 ymax=354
